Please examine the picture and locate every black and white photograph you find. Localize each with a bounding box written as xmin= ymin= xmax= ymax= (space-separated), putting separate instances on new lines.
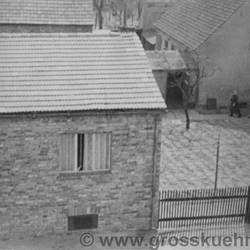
xmin=0 ymin=0 xmax=250 ymax=249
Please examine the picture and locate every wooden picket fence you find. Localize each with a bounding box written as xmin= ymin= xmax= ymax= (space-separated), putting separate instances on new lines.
xmin=158 ymin=186 xmax=250 ymax=230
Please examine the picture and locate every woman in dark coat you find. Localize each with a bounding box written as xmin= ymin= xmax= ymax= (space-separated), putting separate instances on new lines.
xmin=230 ymin=90 xmax=242 ymax=117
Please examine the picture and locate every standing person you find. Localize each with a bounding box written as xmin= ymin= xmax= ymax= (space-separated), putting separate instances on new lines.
xmin=230 ymin=90 xmax=242 ymax=117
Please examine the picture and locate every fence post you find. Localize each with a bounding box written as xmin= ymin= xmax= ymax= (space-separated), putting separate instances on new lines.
xmin=214 ymin=133 xmax=220 ymax=191
xmin=157 ymin=191 xmax=161 ymax=230
xmin=245 ymin=186 xmax=250 ymax=224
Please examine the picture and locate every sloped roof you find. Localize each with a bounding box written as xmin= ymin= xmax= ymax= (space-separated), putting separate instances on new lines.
xmin=0 ymin=0 xmax=94 ymax=25
xmin=146 ymin=50 xmax=186 ymax=70
xmin=154 ymin=0 xmax=246 ymax=50
xmin=0 ymin=32 xmax=166 ymax=114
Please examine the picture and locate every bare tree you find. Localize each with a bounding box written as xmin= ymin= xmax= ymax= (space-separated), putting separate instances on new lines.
xmin=107 ymin=0 xmax=137 ymax=27
xmin=123 ymin=1 xmax=127 ymax=27
xmin=111 ymin=0 xmax=127 ymax=27
xmin=137 ymin=0 xmax=143 ymax=20
xmin=94 ymin=0 xmax=141 ymax=29
xmin=93 ymin=0 xmax=105 ymax=29
xmin=169 ymin=53 xmax=206 ymax=130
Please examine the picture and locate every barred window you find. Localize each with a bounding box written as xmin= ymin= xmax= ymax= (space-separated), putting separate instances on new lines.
xmin=59 ymin=133 xmax=111 ymax=172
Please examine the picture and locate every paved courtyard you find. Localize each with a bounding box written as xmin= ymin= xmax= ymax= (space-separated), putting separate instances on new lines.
xmin=1 ymin=110 xmax=250 ymax=249
xmin=160 ymin=110 xmax=250 ymax=190
xmin=1 ymin=225 xmax=249 ymax=250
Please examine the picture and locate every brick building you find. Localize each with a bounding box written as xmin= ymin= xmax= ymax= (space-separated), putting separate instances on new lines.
xmin=0 ymin=32 xmax=166 ymax=237
xmin=154 ymin=0 xmax=250 ymax=109
xmin=0 ymin=0 xmax=94 ymax=33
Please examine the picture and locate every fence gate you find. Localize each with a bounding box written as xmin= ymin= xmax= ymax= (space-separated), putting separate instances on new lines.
xmin=158 ymin=186 xmax=250 ymax=230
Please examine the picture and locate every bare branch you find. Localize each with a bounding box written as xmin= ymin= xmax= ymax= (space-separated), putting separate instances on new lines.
xmin=167 ymin=52 xmax=206 ymax=130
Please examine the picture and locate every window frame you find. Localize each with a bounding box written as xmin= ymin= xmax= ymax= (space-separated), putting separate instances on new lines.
xmin=59 ymin=131 xmax=112 ymax=174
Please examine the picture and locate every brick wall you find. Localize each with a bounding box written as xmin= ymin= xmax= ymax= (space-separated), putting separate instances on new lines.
xmin=0 ymin=24 xmax=93 ymax=33
xmin=0 ymin=111 xmax=162 ymax=238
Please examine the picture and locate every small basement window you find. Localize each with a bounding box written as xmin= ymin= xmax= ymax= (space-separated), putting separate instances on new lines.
xmin=68 ymin=214 xmax=98 ymax=230
xmin=59 ymin=132 xmax=111 ymax=172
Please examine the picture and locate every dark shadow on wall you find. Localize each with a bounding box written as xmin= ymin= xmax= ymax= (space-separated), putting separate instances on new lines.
xmin=166 ymin=73 xmax=183 ymax=109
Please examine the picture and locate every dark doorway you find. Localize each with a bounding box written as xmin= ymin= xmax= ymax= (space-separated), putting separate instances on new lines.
xmin=166 ymin=73 xmax=183 ymax=109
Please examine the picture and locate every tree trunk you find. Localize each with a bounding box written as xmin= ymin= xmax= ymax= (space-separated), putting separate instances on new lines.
xmin=94 ymin=0 xmax=104 ymax=29
xmin=184 ymin=107 xmax=190 ymax=130
xmin=98 ymin=10 xmax=103 ymax=29
xmin=95 ymin=12 xmax=98 ymax=29
xmin=119 ymin=10 xmax=122 ymax=26
xmin=123 ymin=4 xmax=127 ymax=27
xmin=138 ymin=1 xmax=142 ymax=20
xmin=178 ymin=79 xmax=190 ymax=130
xmin=183 ymin=96 xmax=190 ymax=130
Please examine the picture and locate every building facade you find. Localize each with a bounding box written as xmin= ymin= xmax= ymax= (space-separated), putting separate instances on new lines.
xmin=0 ymin=111 xmax=162 ymax=237
xmin=154 ymin=0 xmax=250 ymax=109
xmin=0 ymin=32 xmax=166 ymax=237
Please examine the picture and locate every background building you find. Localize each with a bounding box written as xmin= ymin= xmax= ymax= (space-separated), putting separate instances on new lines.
xmin=154 ymin=0 xmax=250 ymax=109
xmin=0 ymin=0 xmax=94 ymax=33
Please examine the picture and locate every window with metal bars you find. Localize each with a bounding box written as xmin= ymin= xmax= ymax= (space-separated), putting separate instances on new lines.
xmin=59 ymin=133 xmax=111 ymax=172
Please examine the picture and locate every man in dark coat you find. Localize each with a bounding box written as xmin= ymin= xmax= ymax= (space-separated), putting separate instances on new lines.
xmin=230 ymin=90 xmax=242 ymax=117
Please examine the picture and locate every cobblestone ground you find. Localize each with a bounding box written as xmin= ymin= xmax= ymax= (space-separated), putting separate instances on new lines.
xmin=160 ymin=110 xmax=250 ymax=190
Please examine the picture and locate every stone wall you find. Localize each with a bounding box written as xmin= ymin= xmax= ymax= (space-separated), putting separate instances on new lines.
xmin=0 ymin=111 xmax=162 ymax=238
xmin=0 ymin=24 xmax=93 ymax=33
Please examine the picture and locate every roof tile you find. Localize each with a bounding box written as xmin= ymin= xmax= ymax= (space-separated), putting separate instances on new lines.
xmin=0 ymin=32 xmax=166 ymax=113
xmin=154 ymin=0 xmax=246 ymax=50
xmin=0 ymin=0 xmax=94 ymax=25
